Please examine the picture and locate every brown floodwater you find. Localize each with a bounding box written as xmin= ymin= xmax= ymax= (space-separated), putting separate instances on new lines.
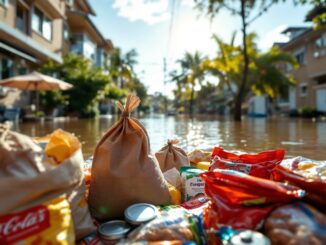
xmin=12 ymin=114 xmax=326 ymax=160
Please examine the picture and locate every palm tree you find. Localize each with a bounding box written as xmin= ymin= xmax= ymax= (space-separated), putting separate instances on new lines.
xmin=202 ymin=33 xmax=297 ymax=116
xmin=250 ymin=45 xmax=297 ymax=103
xmin=171 ymin=51 xmax=205 ymax=114
xmin=124 ymin=49 xmax=138 ymax=68
xmin=195 ymin=0 xmax=286 ymax=120
xmin=202 ymin=32 xmax=243 ymax=98
xmin=106 ymin=48 xmax=137 ymax=88
xmin=103 ymin=48 xmax=149 ymax=113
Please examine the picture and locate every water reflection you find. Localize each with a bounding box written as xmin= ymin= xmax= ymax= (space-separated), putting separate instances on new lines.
xmin=13 ymin=115 xmax=326 ymax=160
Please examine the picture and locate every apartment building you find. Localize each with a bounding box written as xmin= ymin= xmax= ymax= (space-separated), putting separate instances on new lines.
xmin=279 ymin=26 xmax=326 ymax=114
xmin=0 ymin=0 xmax=113 ymax=107
xmin=0 ymin=0 xmax=65 ymax=80
xmin=66 ymin=0 xmax=113 ymax=67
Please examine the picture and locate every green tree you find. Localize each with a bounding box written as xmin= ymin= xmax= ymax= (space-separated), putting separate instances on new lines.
xmin=202 ymin=32 xmax=243 ymax=99
xmin=40 ymin=90 xmax=67 ymax=114
xmin=150 ymin=92 xmax=168 ymax=113
xmin=126 ymin=78 xmax=149 ymax=112
xmin=196 ymin=82 xmax=220 ymax=113
xmin=298 ymin=0 xmax=326 ymax=27
xmin=250 ymin=45 xmax=297 ymax=100
xmin=195 ymin=0 xmax=286 ymax=120
xmin=41 ymin=54 xmax=111 ymax=118
xmin=170 ymin=51 xmax=205 ymax=114
xmin=106 ymin=48 xmax=138 ymax=88
xmin=203 ymin=33 xmax=297 ymax=114
xmin=105 ymin=48 xmax=149 ymax=112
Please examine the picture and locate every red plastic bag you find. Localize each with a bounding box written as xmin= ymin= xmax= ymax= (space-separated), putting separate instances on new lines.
xmin=272 ymin=165 xmax=326 ymax=212
xmin=210 ymin=147 xmax=285 ymax=179
xmin=200 ymin=169 xmax=304 ymax=230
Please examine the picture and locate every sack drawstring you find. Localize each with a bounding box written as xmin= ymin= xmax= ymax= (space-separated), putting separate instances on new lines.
xmin=116 ymin=94 xmax=141 ymax=118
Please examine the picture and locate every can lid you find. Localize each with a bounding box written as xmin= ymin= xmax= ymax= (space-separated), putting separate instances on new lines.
xmin=98 ymin=220 xmax=131 ymax=240
xmin=124 ymin=203 xmax=158 ymax=225
xmin=230 ymin=230 xmax=271 ymax=245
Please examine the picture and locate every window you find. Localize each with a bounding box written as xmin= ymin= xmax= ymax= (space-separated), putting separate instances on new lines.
xmin=300 ymin=84 xmax=307 ymax=97
xmin=295 ymin=52 xmax=305 ymax=65
xmin=43 ymin=17 xmax=52 ymax=40
xmin=315 ymin=34 xmax=326 ymax=48
xmin=18 ymin=67 xmax=28 ymax=75
xmin=286 ymin=63 xmax=293 ymax=72
xmin=32 ymin=7 xmax=42 ymax=33
xmin=70 ymin=33 xmax=83 ymax=55
xmin=16 ymin=5 xmax=28 ymax=33
xmin=317 ymin=75 xmax=326 ymax=85
xmin=63 ymin=22 xmax=69 ymax=40
xmin=314 ymin=34 xmax=326 ymax=58
xmin=0 ymin=0 xmax=8 ymax=7
xmin=315 ymin=38 xmax=324 ymax=48
xmin=83 ymin=34 xmax=96 ymax=61
xmin=0 ymin=58 xmax=14 ymax=79
xmin=32 ymin=6 xmax=52 ymax=40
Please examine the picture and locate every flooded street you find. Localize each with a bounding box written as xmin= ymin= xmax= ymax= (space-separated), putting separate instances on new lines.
xmin=14 ymin=114 xmax=326 ymax=160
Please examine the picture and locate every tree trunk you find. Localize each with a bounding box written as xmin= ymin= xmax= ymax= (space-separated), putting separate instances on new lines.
xmin=234 ymin=0 xmax=249 ymax=121
xmin=189 ymin=82 xmax=195 ymax=115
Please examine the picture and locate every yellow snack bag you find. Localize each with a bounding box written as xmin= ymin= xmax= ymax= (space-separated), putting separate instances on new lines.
xmin=298 ymin=162 xmax=316 ymax=170
xmin=322 ymin=170 xmax=326 ymax=176
xmin=45 ymin=129 xmax=80 ymax=164
xmin=0 ymin=125 xmax=95 ymax=241
xmin=0 ymin=196 xmax=75 ymax=245
xmin=168 ymin=183 xmax=181 ymax=205
xmin=196 ymin=161 xmax=210 ymax=170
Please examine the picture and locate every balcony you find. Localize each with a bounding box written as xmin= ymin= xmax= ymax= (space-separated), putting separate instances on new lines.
xmin=0 ymin=21 xmax=62 ymax=63
xmin=67 ymin=10 xmax=103 ymax=45
xmin=36 ymin=0 xmax=65 ymax=19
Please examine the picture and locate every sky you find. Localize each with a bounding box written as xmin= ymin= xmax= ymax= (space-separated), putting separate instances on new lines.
xmin=90 ymin=0 xmax=313 ymax=97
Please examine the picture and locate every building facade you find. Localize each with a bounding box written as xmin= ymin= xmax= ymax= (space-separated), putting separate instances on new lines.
xmin=280 ymin=26 xmax=326 ymax=114
xmin=66 ymin=0 xmax=113 ymax=67
xmin=0 ymin=0 xmax=113 ymax=108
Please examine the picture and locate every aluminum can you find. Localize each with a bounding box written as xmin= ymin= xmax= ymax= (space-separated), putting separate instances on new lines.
xmin=229 ymin=230 xmax=271 ymax=245
xmin=98 ymin=220 xmax=131 ymax=245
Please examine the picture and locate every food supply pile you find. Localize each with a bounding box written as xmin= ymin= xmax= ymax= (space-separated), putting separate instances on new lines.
xmin=1 ymin=95 xmax=325 ymax=245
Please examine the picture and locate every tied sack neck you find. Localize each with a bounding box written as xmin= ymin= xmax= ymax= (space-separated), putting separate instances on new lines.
xmin=116 ymin=94 xmax=141 ymax=118
xmin=167 ymin=139 xmax=179 ymax=152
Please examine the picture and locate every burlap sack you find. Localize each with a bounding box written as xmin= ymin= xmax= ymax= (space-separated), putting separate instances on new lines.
xmin=155 ymin=139 xmax=190 ymax=172
xmin=0 ymin=124 xmax=96 ymax=240
xmin=89 ymin=95 xmax=171 ymax=221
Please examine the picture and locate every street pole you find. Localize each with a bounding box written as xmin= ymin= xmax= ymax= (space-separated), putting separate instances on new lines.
xmin=163 ymin=57 xmax=167 ymax=114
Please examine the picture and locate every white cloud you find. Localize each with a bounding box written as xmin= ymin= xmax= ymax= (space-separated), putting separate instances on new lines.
xmin=181 ymin=0 xmax=196 ymax=8
xmin=112 ymin=0 xmax=170 ymax=25
xmin=260 ymin=25 xmax=290 ymax=51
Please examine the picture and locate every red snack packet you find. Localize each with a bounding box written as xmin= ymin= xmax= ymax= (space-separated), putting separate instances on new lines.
xmin=210 ymin=147 xmax=285 ymax=179
xmin=200 ymin=169 xmax=304 ymax=230
xmin=180 ymin=194 xmax=209 ymax=210
xmin=272 ymin=165 xmax=326 ymax=212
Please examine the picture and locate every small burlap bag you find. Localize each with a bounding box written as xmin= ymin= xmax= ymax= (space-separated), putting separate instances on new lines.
xmin=0 ymin=124 xmax=95 ymax=240
xmin=88 ymin=95 xmax=171 ymax=221
xmin=155 ymin=139 xmax=190 ymax=172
